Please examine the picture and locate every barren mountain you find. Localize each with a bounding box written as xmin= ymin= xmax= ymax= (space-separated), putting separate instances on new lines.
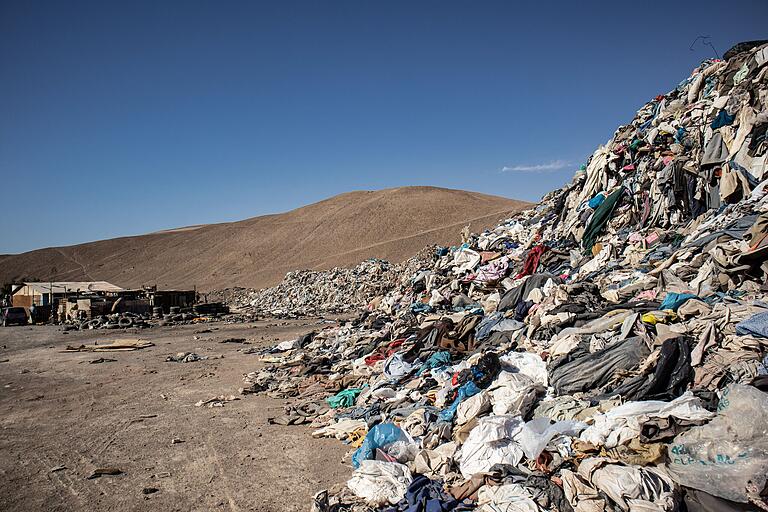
xmin=0 ymin=186 xmax=529 ymax=290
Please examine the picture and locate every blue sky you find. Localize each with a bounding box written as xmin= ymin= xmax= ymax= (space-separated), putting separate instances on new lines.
xmin=1 ymin=1 xmax=766 ymax=253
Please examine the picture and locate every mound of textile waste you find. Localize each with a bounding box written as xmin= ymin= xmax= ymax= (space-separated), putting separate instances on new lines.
xmin=223 ymin=251 xmax=434 ymax=317
xmin=245 ymin=41 xmax=768 ymax=512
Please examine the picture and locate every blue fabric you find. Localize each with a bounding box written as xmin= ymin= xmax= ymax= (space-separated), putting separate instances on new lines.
xmin=351 ymin=423 xmax=406 ymax=468
xmin=417 ymin=351 xmax=451 ymax=376
xmin=410 ymin=302 xmax=434 ymax=314
xmin=711 ymin=109 xmax=736 ymax=129
xmin=660 ymin=292 xmax=698 ymax=311
xmin=735 ymin=312 xmax=768 ymax=338
xmin=475 ymin=311 xmax=504 ymax=341
xmin=438 ymin=381 xmax=480 ymax=422
xmin=675 ymin=126 xmax=686 ymax=143
xmin=452 ymin=304 xmax=482 ymax=313
xmin=588 ymin=193 xmax=606 ymax=209
xmin=758 ymin=354 xmax=768 ymax=376
xmin=385 ymin=475 xmax=463 ymax=512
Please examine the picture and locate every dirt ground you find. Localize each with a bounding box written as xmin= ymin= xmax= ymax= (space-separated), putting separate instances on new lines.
xmin=0 ymin=319 xmax=352 ymax=512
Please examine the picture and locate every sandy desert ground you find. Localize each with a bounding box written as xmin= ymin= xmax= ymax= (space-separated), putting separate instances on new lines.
xmin=0 ymin=319 xmax=352 ymax=512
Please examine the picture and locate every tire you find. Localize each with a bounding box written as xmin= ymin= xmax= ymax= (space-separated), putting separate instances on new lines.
xmin=118 ymin=317 xmax=133 ymax=328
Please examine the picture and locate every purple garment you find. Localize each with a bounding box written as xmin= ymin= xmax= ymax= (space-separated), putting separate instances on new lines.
xmin=470 ymin=257 xmax=509 ymax=285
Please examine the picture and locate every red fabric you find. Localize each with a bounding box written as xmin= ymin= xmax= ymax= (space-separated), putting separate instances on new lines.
xmin=364 ymin=353 xmax=386 ymax=366
xmin=385 ymin=339 xmax=404 ymax=357
xmin=364 ymin=339 xmax=405 ymax=366
xmin=514 ymin=244 xmax=548 ymax=280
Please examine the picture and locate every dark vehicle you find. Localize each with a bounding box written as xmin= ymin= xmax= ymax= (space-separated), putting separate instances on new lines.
xmin=2 ymin=307 xmax=29 ymax=326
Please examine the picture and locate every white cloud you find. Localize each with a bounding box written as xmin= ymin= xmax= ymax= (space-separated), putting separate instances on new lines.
xmin=501 ymin=159 xmax=571 ymax=173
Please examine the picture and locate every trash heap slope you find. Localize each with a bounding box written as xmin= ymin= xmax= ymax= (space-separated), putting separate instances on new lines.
xmin=0 ymin=186 xmax=528 ymax=290
xmin=223 ymin=248 xmax=435 ymax=317
xmin=242 ymin=42 xmax=768 ymax=511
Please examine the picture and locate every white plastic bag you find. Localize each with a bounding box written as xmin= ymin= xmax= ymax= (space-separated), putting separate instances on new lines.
xmin=516 ymin=418 xmax=587 ymax=460
xmin=347 ymin=460 xmax=412 ymax=505
xmin=458 ymin=415 xmax=525 ymax=478
xmin=666 ymin=385 xmax=768 ymax=503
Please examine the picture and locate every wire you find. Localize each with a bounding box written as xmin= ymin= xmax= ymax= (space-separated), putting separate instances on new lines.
xmin=689 ymin=36 xmax=720 ymax=60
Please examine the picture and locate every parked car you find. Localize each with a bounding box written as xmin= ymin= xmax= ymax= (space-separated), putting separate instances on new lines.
xmin=1 ymin=307 xmax=28 ymax=326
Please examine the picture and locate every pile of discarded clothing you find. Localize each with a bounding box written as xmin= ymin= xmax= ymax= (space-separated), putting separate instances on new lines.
xmin=243 ymin=42 xmax=768 ymax=512
xmin=225 ymin=253 xmax=434 ymax=317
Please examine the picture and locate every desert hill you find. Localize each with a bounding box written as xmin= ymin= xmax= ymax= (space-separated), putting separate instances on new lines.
xmin=0 ymin=186 xmax=529 ymax=290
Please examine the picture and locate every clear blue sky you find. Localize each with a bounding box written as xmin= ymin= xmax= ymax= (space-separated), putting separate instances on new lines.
xmin=1 ymin=1 xmax=766 ymax=253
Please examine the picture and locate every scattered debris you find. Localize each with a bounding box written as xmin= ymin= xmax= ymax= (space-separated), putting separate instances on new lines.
xmin=87 ymin=467 xmax=123 ymax=479
xmin=63 ymin=339 xmax=154 ymax=352
xmin=165 ymin=352 xmax=208 ymax=363
xmin=195 ymin=395 xmax=239 ymax=408
xmin=79 ymin=312 xmax=151 ymax=330
xmin=81 ymin=357 xmax=117 ymax=364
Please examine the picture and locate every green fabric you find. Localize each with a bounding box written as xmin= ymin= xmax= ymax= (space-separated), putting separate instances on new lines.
xmin=582 ymin=186 xmax=625 ymax=253
xmin=325 ymin=388 xmax=362 ymax=409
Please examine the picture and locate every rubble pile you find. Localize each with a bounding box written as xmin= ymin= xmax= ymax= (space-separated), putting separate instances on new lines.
xmin=245 ymin=42 xmax=768 ymax=511
xmin=79 ymin=312 xmax=151 ymax=330
xmin=75 ymin=303 xmax=238 ymax=330
xmin=227 ymin=252 xmax=435 ymax=317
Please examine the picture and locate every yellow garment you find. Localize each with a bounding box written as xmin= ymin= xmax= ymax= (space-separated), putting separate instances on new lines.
xmin=347 ymin=428 xmax=367 ymax=448
xmin=641 ymin=310 xmax=677 ymax=325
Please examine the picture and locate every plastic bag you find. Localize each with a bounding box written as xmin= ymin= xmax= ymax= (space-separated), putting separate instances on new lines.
xmin=666 ymin=384 xmax=768 ymax=503
xmin=458 ymin=415 xmax=525 ymax=478
xmin=516 ymin=418 xmax=586 ymax=460
xmin=347 ymin=460 xmax=412 ymax=505
xmin=351 ymin=423 xmax=417 ymax=468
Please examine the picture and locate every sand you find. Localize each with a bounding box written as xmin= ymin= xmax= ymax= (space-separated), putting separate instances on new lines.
xmin=0 ymin=319 xmax=352 ymax=512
